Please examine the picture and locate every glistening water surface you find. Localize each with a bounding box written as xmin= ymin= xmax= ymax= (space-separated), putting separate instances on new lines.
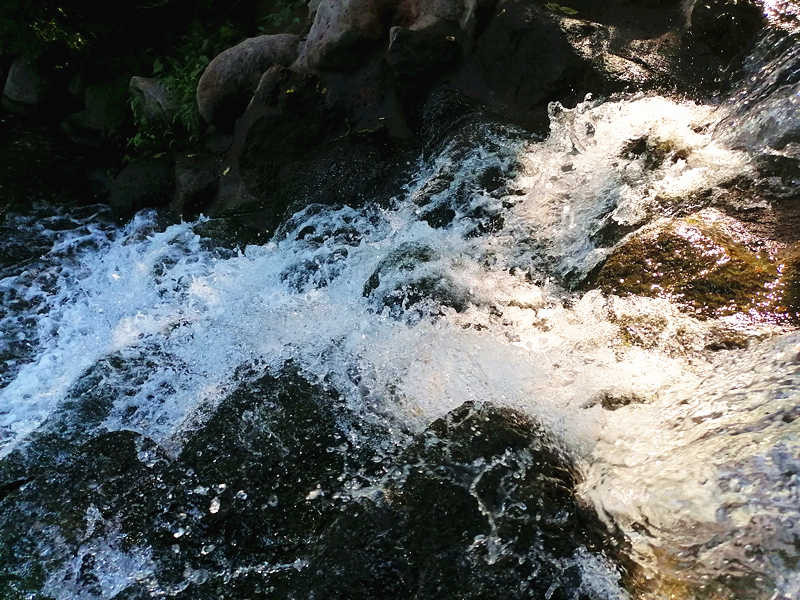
xmin=2 ymin=24 xmax=799 ymax=600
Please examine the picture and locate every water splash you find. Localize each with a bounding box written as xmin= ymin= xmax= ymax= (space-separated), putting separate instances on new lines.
xmin=1 ymin=87 xmax=798 ymax=597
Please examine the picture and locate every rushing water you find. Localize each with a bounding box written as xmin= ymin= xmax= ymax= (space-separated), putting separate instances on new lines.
xmin=2 ymin=19 xmax=800 ymax=600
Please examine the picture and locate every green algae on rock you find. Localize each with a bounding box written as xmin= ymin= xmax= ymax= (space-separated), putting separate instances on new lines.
xmin=593 ymin=210 xmax=792 ymax=321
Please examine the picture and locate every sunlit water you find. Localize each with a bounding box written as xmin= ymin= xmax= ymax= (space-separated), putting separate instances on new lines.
xmin=2 ymin=22 xmax=800 ymax=600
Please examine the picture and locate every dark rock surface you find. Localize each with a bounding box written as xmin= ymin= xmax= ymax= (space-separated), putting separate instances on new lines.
xmin=0 ymin=366 xmax=627 ymax=599
xmin=2 ymin=57 xmax=45 ymax=113
xmin=109 ymin=157 xmax=175 ymax=220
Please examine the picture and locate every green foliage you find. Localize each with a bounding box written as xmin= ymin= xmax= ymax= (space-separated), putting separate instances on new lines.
xmin=544 ymin=2 xmax=579 ymax=16
xmin=257 ymin=0 xmax=307 ymax=34
xmin=0 ymin=1 xmax=86 ymax=58
xmin=129 ymin=22 xmax=240 ymax=153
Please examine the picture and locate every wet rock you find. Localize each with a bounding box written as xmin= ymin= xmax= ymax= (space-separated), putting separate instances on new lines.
xmin=298 ymin=401 xmax=627 ymax=600
xmin=456 ymin=1 xmax=589 ymax=130
xmin=197 ymin=34 xmax=301 ymax=129
xmin=295 ymin=0 xmax=390 ymax=71
xmin=690 ymin=0 xmax=764 ymax=62
xmin=0 ymin=430 xmax=166 ymax=599
xmin=619 ymin=134 xmax=689 ymax=170
xmin=420 ymin=202 xmax=456 ymax=228
xmin=593 ymin=210 xmax=791 ymax=320
xmin=2 ymin=57 xmax=45 ymax=113
xmin=129 ymin=76 xmax=175 ymax=125
xmin=109 ymin=157 xmax=175 ymax=220
xmin=0 ymin=369 xmax=383 ymax=600
xmin=362 ymin=242 xmax=470 ymax=316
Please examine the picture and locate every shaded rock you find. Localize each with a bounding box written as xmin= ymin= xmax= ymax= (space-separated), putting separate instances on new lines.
xmin=592 ymin=210 xmax=793 ymax=320
xmin=172 ymin=153 xmax=220 ymax=218
xmin=129 ymin=76 xmax=175 ymax=125
xmin=297 ymin=401 xmax=628 ymax=600
xmin=2 ymin=57 xmax=44 ymax=113
xmin=387 ymin=17 xmax=462 ymax=82
xmin=780 ymin=243 xmax=800 ymax=317
xmin=197 ymin=34 xmax=301 ymax=129
xmin=226 ymin=64 xmax=414 ymax=227
xmin=678 ymin=0 xmax=766 ymax=91
xmin=454 ymin=1 xmax=591 ymax=130
xmin=295 ymin=0 xmax=391 ymax=71
xmin=109 ymin=157 xmax=174 ymax=220
xmin=690 ymin=0 xmax=764 ymax=62
xmin=61 ymin=78 xmax=130 ymax=146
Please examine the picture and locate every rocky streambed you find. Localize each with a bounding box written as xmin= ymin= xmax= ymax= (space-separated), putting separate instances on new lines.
xmin=2 ymin=1 xmax=800 ymax=599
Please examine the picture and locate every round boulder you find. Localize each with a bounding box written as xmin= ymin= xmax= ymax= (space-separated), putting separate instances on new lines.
xmin=196 ymin=34 xmax=301 ymax=130
xmin=2 ymin=56 xmax=44 ymax=113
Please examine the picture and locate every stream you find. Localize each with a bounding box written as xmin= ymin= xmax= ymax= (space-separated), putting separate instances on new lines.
xmin=1 ymin=14 xmax=799 ymax=600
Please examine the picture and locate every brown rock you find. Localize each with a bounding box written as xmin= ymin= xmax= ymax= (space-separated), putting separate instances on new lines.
xmin=196 ymin=34 xmax=301 ymax=129
xmin=295 ymin=0 xmax=393 ymax=71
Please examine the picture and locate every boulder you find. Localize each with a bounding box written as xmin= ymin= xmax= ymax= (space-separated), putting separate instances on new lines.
xmin=387 ymin=16 xmax=462 ymax=82
xmin=592 ymin=210 xmax=799 ymax=321
xmin=108 ymin=157 xmax=174 ymax=220
xmin=196 ymin=34 xmax=301 ymax=129
xmin=2 ymin=57 xmax=44 ymax=113
xmin=690 ymin=0 xmax=764 ymax=62
xmin=0 ymin=363 xmax=629 ymax=599
xmin=295 ymin=0 xmax=391 ymax=71
xmin=454 ymin=0 xmax=590 ymax=130
xmin=129 ymin=76 xmax=175 ymax=125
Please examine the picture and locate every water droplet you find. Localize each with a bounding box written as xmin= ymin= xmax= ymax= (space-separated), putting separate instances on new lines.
xmin=209 ymin=497 xmax=221 ymax=514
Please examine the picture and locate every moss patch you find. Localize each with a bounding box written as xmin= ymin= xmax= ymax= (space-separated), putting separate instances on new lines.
xmin=594 ymin=212 xmax=791 ymax=320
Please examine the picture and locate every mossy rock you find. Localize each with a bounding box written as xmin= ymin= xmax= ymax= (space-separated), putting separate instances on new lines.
xmin=593 ymin=212 xmax=790 ymax=320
